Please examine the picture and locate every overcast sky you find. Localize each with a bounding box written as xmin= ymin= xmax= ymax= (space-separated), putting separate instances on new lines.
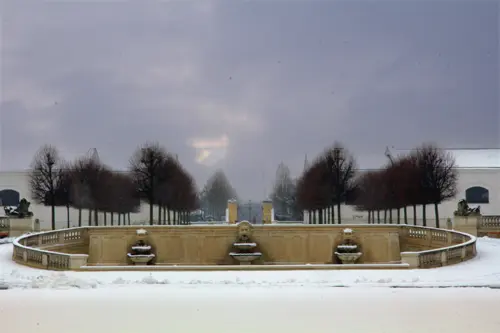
xmin=1 ymin=0 xmax=498 ymax=200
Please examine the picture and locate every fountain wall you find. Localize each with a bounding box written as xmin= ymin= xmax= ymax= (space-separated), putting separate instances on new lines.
xmin=85 ymin=224 xmax=403 ymax=266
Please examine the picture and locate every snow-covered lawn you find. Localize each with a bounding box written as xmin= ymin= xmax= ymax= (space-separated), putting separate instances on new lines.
xmin=1 ymin=236 xmax=500 ymax=289
xmin=1 ymin=287 xmax=500 ymax=332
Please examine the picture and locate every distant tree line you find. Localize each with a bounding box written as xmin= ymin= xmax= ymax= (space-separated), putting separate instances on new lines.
xmin=29 ymin=142 xmax=199 ymax=230
xmin=199 ymin=170 xmax=238 ymax=221
xmin=295 ymin=142 xmax=458 ymax=227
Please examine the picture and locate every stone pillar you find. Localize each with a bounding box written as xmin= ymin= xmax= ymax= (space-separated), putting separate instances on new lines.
xmin=453 ymin=215 xmax=479 ymax=236
xmin=262 ymin=200 xmax=273 ymax=224
xmin=227 ymin=200 xmax=238 ymax=224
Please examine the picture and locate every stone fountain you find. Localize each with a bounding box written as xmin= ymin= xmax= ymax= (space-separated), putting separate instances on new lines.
xmin=334 ymin=228 xmax=362 ymax=264
xmin=229 ymin=221 xmax=262 ymax=265
xmin=127 ymin=228 xmax=155 ymax=265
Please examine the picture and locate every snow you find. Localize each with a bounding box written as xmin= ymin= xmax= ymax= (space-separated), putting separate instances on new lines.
xmin=131 ymin=245 xmax=152 ymax=251
xmin=337 ymin=244 xmax=358 ymax=250
xmin=343 ymin=228 xmax=353 ymax=233
xmin=1 ymin=237 xmax=500 ymax=332
xmin=233 ymin=242 xmax=257 ymax=247
xmin=135 ymin=228 xmax=147 ymax=235
xmin=1 ymin=287 xmax=499 ymax=332
xmin=1 ymin=237 xmax=500 ymax=290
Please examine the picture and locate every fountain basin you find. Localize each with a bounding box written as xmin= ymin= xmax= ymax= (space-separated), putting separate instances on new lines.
xmin=127 ymin=253 xmax=155 ymax=265
xmin=229 ymin=252 xmax=262 ymax=265
xmin=233 ymin=242 xmax=257 ymax=251
xmin=334 ymin=252 xmax=362 ymax=264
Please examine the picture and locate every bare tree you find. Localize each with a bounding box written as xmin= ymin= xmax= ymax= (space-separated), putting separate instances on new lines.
xmin=296 ymin=161 xmax=332 ymax=224
xmin=270 ymin=163 xmax=300 ymax=220
xmin=168 ymin=163 xmax=199 ymax=224
xmin=412 ymin=144 xmax=458 ymax=228
xmin=107 ymin=172 xmax=140 ymax=225
xmin=200 ymin=170 xmax=237 ymax=220
xmin=129 ymin=142 xmax=169 ymax=225
xmin=71 ymin=156 xmax=109 ymax=226
xmin=353 ymin=171 xmax=385 ymax=224
xmin=320 ymin=143 xmax=357 ymax=224
xmin=54 ymin=164 xmax=73 ymax=228
xmin=29 ymin=145 xmax=62 ymax=230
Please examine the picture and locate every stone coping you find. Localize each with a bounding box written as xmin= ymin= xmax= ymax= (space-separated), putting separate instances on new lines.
xmin=79 ymin=263 xmax=411 ymax=271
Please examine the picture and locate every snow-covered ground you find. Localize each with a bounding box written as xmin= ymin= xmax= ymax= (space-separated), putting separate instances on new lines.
xmin=1 ymin=238 xmax=500 ymax=332
xmin=1 ymin=287 xmax=500 ymax=332
xmin=1 ymin=237 xmax=500 ymax=289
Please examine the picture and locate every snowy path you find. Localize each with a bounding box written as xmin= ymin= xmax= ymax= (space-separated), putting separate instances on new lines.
xmin=1 ymin=287 xmax=500 ymax=333
xmin=1 ymin=237 xmax=500 ymax=289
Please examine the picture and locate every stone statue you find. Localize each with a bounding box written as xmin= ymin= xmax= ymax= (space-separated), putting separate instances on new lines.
xmin=454 ymin=199 xmax=480 ymax=216
xmin=4 ymin=198 xmax=34 ymax=218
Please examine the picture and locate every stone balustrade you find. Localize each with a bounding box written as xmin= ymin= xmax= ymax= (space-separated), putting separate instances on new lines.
xmin=479 ymin=216 xmax=500 ymax=229
xmin=12 ymin=227 xmax=89 ymax=270
xmin=0 ymin=217 xmax=9 ymax=233
xmin=454 ymin=215 xmax=500 ymax=237
xmin=400 ymin=226 xmax=476 ymax=268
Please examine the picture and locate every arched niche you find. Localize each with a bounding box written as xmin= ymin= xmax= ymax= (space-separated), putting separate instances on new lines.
xmin=0 ymin=189 xmax=21 ymax=206
xmin=465 ymin=186 xmax=489 ymax=204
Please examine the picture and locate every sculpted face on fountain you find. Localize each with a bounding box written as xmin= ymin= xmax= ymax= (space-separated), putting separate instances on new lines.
xmin=237 ymin=221 xmax=253 ymax=242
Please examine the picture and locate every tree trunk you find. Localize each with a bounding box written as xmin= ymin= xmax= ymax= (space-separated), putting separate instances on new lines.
xmin=78 ymin=208 xmax=82 ymax=227
xmin=318 ymin=210 xmax=323 ymax=224
xmin=94 ymin=208 xmax=98 ymax=226
xmin=104 ymin=213 xmax=107 ymax=226
xmin=337 ymin=202 xmax=341 ymax=224
xmin=389 ymin=209 xmax=393 ymax=224
xmin=403 ymin=207 xmax=408 ymax=224
xmin=413 ymin=205 xmax=417 ymax=225
xmin=149 ymin=202 xmax=154 ymax=225
xmin=397 ymin=208 xmax=400 ymax=224
xmin=383 ymin=210 xmax=387 ymax=224
xmin=88 ymin=209 xmax=92 ymax=226
xmin=51 ymin=201 xmax=56 ymax=230
xmin=422 ymin=205 xmax=427 ymax=227
xmin=118 ymin=214 xmax=121 ymax=226
xmin=377 ymin=210 xmax=381 ymax=224
xmin=434 ymin=203 xmax=440 ymax=228
xmin=111 ymin=212 xmax=114 ymax=226
xmin=173 ymin=211 xmax=177 ymax=225
xmin=66 ymin=204 xmax=70 ymax=229
xmin=330 ymin=205 xmax=335 ymax=224
xmin=128 ymin=213 xmax=131 ymax=225
xmin=167 ymin=210 xmax=171 ymax=225
xmin=158 ymin=205 xmax=162 ymax=225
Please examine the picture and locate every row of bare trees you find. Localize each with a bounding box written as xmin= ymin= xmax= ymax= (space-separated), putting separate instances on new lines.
xmin=296 ymin=143 xmax=458 ymax=227
xmin=355 ymin=145 xmax=457 ymax=227
xmin=29 ymin=143 xmax=199 ymax=229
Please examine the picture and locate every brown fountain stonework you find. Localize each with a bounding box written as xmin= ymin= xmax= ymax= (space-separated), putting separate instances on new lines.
xmin=84 ymin=224 xmax=403 ymax=266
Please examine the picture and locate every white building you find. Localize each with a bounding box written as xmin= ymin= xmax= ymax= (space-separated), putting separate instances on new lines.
xmin=304 ymin=149 xmax=500 ymax=227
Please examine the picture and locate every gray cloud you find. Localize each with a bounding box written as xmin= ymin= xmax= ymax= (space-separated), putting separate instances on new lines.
xmin=1 ymin=0 xmax=498 ymax=200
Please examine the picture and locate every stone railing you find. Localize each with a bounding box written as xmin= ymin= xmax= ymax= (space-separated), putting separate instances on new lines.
xmin=400 ymin=225 xmax=476 ymax=268
xmin=479 ymin=216 xmax=500 ymax=229
xmin=0 ymin=217 xmax=9 ymax=232
xmin=12 ymin=227 xmax=89 ymax=270
xmin=454 ymin=215 xmax=500 ymax=237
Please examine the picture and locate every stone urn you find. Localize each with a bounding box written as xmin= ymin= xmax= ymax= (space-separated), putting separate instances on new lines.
xmin=127 ymin=229 xmax=155 ymax=265
xmin=334 ymin=228 xmax=362 ymax=264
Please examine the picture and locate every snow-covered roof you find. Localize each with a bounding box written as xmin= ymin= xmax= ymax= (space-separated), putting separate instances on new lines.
xmin=448 ymin=149 xmax=500 ymax=168
xmin=354 ymin=148 xmax=500 ymax=170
